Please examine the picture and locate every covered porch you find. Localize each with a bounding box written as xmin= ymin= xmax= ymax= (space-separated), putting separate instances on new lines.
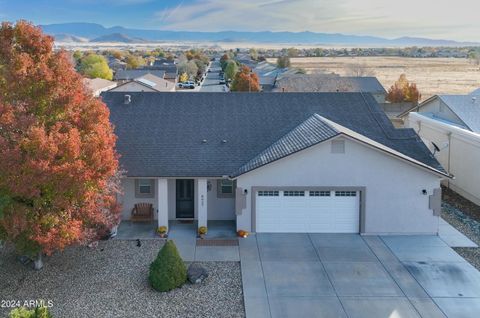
xmin=115 ymin=220 xmax=237 ymax=240
xmin=116 ymin=177 xmax=238 ymax=237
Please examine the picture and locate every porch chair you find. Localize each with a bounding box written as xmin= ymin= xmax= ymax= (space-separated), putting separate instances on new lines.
xmin=131 ymin=203 xmax=154 ymax=222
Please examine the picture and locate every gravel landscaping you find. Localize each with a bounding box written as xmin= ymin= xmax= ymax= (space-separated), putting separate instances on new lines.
xmin=442 ymin=187 xmax=480 ymax=271
xmin=0 ymin=240 xmax=245 ymax=318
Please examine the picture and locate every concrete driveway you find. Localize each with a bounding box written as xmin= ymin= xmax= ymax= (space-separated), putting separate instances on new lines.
xmin=239 ymin=233 xmax=480 ymax=318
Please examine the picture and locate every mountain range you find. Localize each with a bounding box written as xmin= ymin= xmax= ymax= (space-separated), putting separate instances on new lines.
xmin=40 ymin=23 xmax=479 ymax=47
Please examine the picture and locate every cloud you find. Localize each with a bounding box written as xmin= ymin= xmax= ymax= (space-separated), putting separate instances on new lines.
xmin=154 ymin=0 xmax=480 ymax=41
xmin=70 ymin=0 xmax=155 ymax=5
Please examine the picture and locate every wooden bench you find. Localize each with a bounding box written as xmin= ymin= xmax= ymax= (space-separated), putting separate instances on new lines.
xmin=131 ymin=203 xmax=154 ymax=222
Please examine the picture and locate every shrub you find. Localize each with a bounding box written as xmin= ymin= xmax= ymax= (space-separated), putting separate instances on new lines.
xmin=156 ymin=226 xmax=168 ymax=234
xmin=198 ymin=226 xmax=208 ymax=235
xmin=149 ymin=240 xmax=187 ymax=292
xmin=9 ymin=306 xmax=52 ymax=318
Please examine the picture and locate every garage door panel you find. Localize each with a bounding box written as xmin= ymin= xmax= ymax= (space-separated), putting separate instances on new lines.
xmin=256 ymin=190 xmax=360 ymax=233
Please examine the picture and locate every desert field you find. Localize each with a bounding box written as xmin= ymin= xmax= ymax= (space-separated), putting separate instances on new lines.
xmin=268 ymin=57 xmax=480 ymax=100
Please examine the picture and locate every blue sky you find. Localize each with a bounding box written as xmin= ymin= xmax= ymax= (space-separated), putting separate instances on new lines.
xmin=1 ymin=0 xmax=479 ymax=41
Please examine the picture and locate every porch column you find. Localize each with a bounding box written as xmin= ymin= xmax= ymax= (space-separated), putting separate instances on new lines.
xmin=197 ymin=179 xmax=208 ymax=228
xmin=157 ymin=178 xmax=168 ymax=228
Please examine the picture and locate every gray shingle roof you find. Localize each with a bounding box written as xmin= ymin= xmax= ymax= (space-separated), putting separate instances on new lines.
xmin=102 ymin=92 xmax=444 ymax=177
xmin=273 ymin=75 xmax=386 ymax=94
xmin=234 ymin=114 xmax=339 ymax=176
xmin=470 ymin=88 xmax=480 ymax=96
xmin=437 ymin=95 xmax=480 ymax=132
xmin=114 ymin=70 xmax=166 ymax=81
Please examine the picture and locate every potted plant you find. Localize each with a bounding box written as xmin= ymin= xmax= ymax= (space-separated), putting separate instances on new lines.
xmin=156 ymin=226 xmax=168 ymax=238
xmin=237 ymin=230 xmax=249 ymax=238
xmin=198 ymin=226 xmax=208 ymax=239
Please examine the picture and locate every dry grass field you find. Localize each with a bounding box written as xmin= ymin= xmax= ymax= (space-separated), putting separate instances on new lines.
xmin=268 ymin=57 xmax=480 ymax=100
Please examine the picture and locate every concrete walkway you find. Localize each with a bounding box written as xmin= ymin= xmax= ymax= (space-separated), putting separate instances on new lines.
xmin=115 ymin=221 xmax=240 ymax=262
xmin=240 ymin=233 xmax=480 ymax=318
xmin=438 ymin=218 xmax=478 ymax=247
xmin=168 ymin=222 xmax=239 ymax=262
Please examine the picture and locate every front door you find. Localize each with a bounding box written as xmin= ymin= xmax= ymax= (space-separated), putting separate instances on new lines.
xmin=176 ymin=179 xmax=194 ymax=218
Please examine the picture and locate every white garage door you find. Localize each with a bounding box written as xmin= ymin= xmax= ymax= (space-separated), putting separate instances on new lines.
xmin=256 ymin=190 xmax=360 ymax=233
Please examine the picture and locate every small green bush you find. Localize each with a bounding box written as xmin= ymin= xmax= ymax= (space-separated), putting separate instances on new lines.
xmin=149 ymin=240 xmax=187 ymax=292
xmin=9 ymin=306 xmax=52 ymax=318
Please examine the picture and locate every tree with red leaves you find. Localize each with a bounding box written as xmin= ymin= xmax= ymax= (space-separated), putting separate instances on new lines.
xmin=386 ymin=74 xmax=422 ymax=104
xmin=0 ymin=21 xmax=121 ymax=269
xmin=231 ymin=65 xmax=261 ymax=92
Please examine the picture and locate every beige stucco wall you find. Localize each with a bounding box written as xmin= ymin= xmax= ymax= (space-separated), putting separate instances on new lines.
xmin=236 ymin=137 xmax=442 ymax=235
xmin=118 ymin=178 xmax=158 ymax=220
xmin=119 ymin=178 xmax=235 ymax=221
xmin=406 ymin=112 xmax=480 ymax=205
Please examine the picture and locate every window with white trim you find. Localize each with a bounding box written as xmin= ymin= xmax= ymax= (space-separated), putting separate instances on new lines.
xmin=309 ymin=191 xmax=331 ymax=197
xmin=217 ymin=179 xmax=235 ymax=198
xmin=283 ymin=191 xmax=305 ymax=196
xmin=258 ymin=191 xmax=279 ymax=197
xmin=335 ymin=191 xmax=357 ymax=197
xmin=135 ymin=179 xmax=154 ymax=198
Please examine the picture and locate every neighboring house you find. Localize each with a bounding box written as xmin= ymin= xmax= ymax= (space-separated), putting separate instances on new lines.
xmin=109 ymin=73 xmax=176 ymax=92
xmin=108 ymin=58 xmax=127 ymax=72
xmin=273 ymin=75 xmax=387 ymax=103
xmin=236 ymin=55 xmax=258 ymax=69
xmin=83 ymin=78 xmax=117 ymax=97
xmin=102 ymin=92 xmax=448 ymax=235
xmin=114 ymin=69 xmax=166 ymax=83
xmin=470 ymin=88 xmax=480 ymax=95
xmin=142 ymin=59 xmax=178 ymax=83
xmin=252 ymin=61 xmax=299 ymax=91
xmin=404 ymin=95 xmax=480 ymax=205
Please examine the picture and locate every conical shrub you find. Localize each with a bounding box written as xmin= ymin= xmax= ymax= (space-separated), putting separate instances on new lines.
xmin=149 ymin=240 xmax=187 ymax=292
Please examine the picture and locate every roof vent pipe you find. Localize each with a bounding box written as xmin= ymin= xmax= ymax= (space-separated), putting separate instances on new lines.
xmin=473 ymin=97 xmax=477 ymax=103
xmin=124 ymin=94 xmax=131 ymax=104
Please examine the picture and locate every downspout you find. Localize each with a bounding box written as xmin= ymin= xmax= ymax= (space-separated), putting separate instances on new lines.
xmin=447 ymin=132 xmax=452 ymax=188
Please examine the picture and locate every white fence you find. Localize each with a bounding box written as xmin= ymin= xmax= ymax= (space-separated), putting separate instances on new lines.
xmin=406 ymin=112 xmax=480 ymax=205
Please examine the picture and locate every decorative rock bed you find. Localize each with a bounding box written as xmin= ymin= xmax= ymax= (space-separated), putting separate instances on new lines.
xmin=442 ymin=202 xmax=480 ymax=271
xmin=0 ymin=240 xmax=245 ymax=318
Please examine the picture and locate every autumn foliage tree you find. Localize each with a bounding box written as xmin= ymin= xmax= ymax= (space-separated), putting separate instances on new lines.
xmin=0 ymin=21 xmax=121 ymax=266
xmin=231 ymin=66 xmax=260 ymax=92
xmin=386 ymin=74 xmax=421 ymax=104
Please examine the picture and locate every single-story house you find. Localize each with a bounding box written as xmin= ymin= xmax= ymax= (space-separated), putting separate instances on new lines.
xmin=142 ymin=59 xmax=178 ymax=83
xmin=403 ymin=95 xmax=480 ymax=205
xmin=273 ymin=75 xmax=387 ymax=103
xmin=252 ymin=61 xmax=299 ymax=91
xmin=83 ymin=78 xmax=117 ymax=97
xmin=108 ymin=58 xmax=127 ymax=72
xmin=102 ymin=92 xmax=449 ymax=235
xmin=114 ymin=70 xmax=166 ymax=83
xmin=109 ymin=73 xmax=176 ymax=93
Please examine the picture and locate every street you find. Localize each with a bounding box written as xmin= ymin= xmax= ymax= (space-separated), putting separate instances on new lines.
xmin=199 ymin=59 xmax=228 ymax=92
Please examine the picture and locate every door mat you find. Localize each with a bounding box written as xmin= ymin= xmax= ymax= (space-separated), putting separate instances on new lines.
xmin=196 ymin=239 xmax=238 ymax=246
xmin=178 ymin=220 xmax=194 ymax=224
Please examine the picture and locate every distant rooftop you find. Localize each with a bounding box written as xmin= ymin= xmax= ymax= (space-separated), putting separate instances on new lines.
xmin=273 ymin=75 xmax=386 ymax=94
xmin=114 ymin=69 xmax=166 ymax=81
xmin=437 ymin=95 xmax=480 ymax=133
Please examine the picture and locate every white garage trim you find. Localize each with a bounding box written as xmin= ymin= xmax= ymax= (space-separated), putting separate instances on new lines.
xmin=251 ymin=186 xmax=366 ymax=233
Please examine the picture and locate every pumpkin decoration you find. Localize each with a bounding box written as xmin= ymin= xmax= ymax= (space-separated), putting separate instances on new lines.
xmin=237 ymin=230 xmax=249 ymax=238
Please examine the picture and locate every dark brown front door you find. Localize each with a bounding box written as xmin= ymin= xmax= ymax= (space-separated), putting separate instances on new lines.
xmin=176 ymin=179 xmax=194 ymax=218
